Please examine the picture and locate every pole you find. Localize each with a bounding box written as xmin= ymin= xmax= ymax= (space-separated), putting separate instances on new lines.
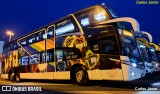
xmin=9 ymin=34 xmax=12 ymax=42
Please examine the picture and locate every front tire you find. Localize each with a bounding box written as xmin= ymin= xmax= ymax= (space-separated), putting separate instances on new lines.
xmin=74 ymin=66 xmax=89 ymax=86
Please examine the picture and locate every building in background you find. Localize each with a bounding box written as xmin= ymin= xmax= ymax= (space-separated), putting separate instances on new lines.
xmin=0 ymin=41 xmax=5 ymax=75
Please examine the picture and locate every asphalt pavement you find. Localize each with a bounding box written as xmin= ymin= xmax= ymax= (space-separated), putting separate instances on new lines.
xmin=0 ymin=73 xmax=160 ymax=94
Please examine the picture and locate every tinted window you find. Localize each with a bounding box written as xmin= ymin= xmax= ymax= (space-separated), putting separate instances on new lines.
xmin=81 ymin=17 xmax=90 ymax=26
xmin=42 ymin=32 xmax=47 ymax=39
xmin=56 ymin=50 xmax=63 ymax=61
xmin=20 ymin=39 xmax=27 ymax=46
xmin=47 ymin=26 xmax=54 ymax=38
xmin=46 ymin=49 xmax=54 ymax=63
xmin=36 ymin=32 xmax=42 ymax=41
xmin=55 ymin=16 xmax=79 ymax=36
xmin=19 ymin=58 xmax=22 ymax=66
xmin=99 ymin=37 xmax=118 ymax=55
xmin=41 ymin=52 xmax=46 ymax=63
xmin=136 ymin=38 xmax=150 ymax=62
xmin=29 ymin=54 xmax=40 ymax=64
xmin=56 ymin=20 xmax=75 ymax=35
xmin=75 ymin=6 xmax=109 ymax=27
xmin=22 ymin=56 xmax=29 ymax=66
xmin=29 ymin=30 xmax=45 ymax=41
xmin=41 ymin=50 xmax=54 ymax=63
xmin=28 ymin=36 xmax=36 ymax=44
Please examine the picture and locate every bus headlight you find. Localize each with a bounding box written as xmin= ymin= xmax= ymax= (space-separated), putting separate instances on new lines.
xmin=131 ymin=72 xmax=135 ymax=76
xmin=155 ymin=63 xmax=159 ymax=67
xmin=132 ymin=63 xmax=137 ymax=67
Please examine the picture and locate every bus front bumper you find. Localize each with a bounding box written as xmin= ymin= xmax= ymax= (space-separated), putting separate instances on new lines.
xmin=121 ymin=63 xmax=145 ymax=81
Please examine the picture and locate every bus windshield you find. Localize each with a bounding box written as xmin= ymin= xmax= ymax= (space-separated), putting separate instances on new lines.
xmin=136 ymin=38 xmax=150 ymax=62
xmin=121 ymin=35 xmax=141 ymax=64
xmin=149 ymin=47 xmax=158 ymax=61
xmin=117 ymin=22 xmax=134 ymax=32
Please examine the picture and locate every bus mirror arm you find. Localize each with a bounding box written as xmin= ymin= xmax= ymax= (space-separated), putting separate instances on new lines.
xmin=99 ymin=17 xmax=140 ymax=32
xmin=141 ymin=31 xmax=152 ymax=42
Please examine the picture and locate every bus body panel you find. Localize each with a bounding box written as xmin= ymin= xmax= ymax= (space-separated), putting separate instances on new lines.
xmin=121 ymin=63 xmax=145 ymax=81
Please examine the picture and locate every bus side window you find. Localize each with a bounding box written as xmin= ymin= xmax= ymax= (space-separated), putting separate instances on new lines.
xmin=19 ymin=58 xmax=22 ymax=66
xmin=20 ymin=39 xmax=28 ymax=47
xmin=40 ymin=30 xmax=46 ymax=40
xmin=99 ymin=37 xmax=118 ymax=55
xmin=89 ymin=39 xmax=99 ymax=53
xmin=13 ymin=43 xmax=17 ymax=50
xmin=22 ymin=56 xmax=29 ymax=66
xmin=29 ymin=54 xmax=40 ymax=64
xmin=47 ymin=27 xmax=54 ymax=39
xmin=42 ymin=32 xmax=47 ymax=40
xmin=56 ymin=50 xmax=63 ymax=62
xmin=80 ymin=17 xmax=90 ymax=27
xmin=28 ymin=36 xmax=36 ymax=44
xmin=41 ymin=52 xmax=46 ymax=63
xmin=46 ymin=49 xmax=54 ymax=63
xmin=36 ymin=32 xmax=42 ymax=41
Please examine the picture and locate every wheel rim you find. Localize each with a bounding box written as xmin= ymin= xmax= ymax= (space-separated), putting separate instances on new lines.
xmin=76 ymin=70 xmax=84 ymax=82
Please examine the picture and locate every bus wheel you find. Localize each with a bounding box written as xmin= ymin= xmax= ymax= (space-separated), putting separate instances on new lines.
xmin=9 ymin=72 xmax=15 ymax=81
xmin=74 ymin=66 xmax=89 ymax=86
xmin=15 ymin=72 xmax=20 ymax=82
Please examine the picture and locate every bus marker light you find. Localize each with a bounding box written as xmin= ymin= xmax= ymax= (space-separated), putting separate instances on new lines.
xmin=132 ymin=63 xmax=137 ymax=67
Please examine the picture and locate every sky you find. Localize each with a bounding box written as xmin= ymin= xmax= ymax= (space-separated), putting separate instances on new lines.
xmin=0 ymin=0 xmax=160 ymax=43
